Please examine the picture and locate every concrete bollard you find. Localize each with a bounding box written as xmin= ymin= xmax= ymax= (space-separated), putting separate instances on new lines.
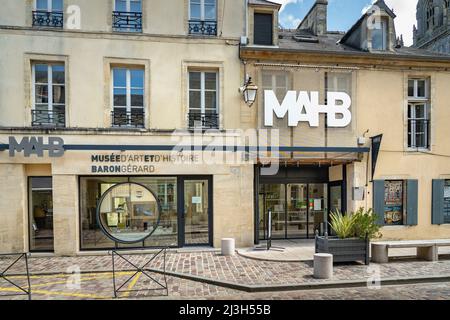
xmin=221 ymin=238 xmax=235 ymax=256
xmin=313 ymin=253 xmax=333 ymax=279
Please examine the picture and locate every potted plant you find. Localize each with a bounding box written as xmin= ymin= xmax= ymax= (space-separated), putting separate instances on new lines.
xmin=315 ymin=208 xmax=382 ymax=265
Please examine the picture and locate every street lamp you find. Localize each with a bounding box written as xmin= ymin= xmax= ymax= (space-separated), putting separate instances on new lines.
xmin=240 ymin=77 xmax=258 ymax=107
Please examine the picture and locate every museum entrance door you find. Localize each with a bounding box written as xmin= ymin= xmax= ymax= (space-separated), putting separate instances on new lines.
xmin=259 ymin=183 xmax=328 ymax=240
xmin=181 ymin=177 xmax=212 ymax=246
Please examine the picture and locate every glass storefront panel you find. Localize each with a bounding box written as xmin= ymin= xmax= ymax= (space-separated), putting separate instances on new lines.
xmin=259 ymin=184 xmax=286 ymax=239
xmin=309 ymin=184 xmax=328 ymax=236
xmin=29 ymin=177 xmax=54 ymax=252
xmin=80 ymin=176 xmax=178 ymax=250
xmin=183 ymin=179 xmax=209 ymax=245
xmin=286 ymin=184 xmax=307 ymax=238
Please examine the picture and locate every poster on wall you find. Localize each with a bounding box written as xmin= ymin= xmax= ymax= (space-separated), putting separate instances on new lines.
xmin=384 ymin=181 xmax=404 ymax=225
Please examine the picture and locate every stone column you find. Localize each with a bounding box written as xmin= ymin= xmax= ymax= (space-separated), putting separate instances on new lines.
xmin=53 ymin=175 xmax=79 ymax=256
xmin=0 ymin=164 xmax=27 ymax=253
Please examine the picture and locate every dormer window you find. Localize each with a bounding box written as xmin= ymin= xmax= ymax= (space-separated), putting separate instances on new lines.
xmin=372 ymin=20 xmax=387 ymax=51
xmin=254 ymin=13 xmax=273 ymax=46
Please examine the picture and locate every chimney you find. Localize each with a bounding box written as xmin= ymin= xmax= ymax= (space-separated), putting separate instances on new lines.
xmin=297 ymin=0 xmax=328 ymax=36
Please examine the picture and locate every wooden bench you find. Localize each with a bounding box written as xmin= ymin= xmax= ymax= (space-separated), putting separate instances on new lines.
xmin=371 ymin=240 xmax=450 ymax=263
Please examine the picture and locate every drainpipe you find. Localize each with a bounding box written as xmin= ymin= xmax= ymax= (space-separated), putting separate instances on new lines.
xmin=245 ymin=0 xmax=249 ymax=39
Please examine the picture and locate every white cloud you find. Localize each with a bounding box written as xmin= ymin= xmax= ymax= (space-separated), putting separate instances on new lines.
xmin=270 ymin=0 xmax=303 ymax=13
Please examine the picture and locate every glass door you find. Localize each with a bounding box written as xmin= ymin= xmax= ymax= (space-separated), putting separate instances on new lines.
xmin=308 ymin=184 xmax=328 ymax=237
xmin=29 ymin=177 xmax=54 ymax=252
xmin=183 ymin=178 xmax=211 ymax=246
xmin=259 ymin=184 xmax=286 ymax=239
xmin=286 ymin=184 xmax=308 ymax=238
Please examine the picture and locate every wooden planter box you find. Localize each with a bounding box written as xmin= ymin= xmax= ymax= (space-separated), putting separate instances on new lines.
xmin=315 ymin=235 xmax=370 ymax=265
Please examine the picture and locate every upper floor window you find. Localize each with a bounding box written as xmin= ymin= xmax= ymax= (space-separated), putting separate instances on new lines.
xmin=188 ymin=71 xmax=219 ymax=129
xmin=371 ymin=20 xmax=387 ymax=50
xmin=112 ymin=68 xmax=145 ymax=128
xmin=407 ymin=79 xmax=430 ymax=149
xmin=261 ymin=71 xmax=290 ymax=128
xmin=113 ymin=0 xmax=142 ymax=32
xmin=33 ymin=0 xmax=64 ymax=28
xmin=254 ymin=13 xmax=273 ymax=46
xmin=32 ymin=63 xmax=66 ymax=127
xmin=189 ymin=0 xmax=217 ymax=36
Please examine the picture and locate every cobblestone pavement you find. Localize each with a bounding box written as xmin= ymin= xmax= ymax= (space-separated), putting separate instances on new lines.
xmin=1 ymin=252 xmax=450 ymax=300
xmin=1 ymin=272 xmax=450 ymax=300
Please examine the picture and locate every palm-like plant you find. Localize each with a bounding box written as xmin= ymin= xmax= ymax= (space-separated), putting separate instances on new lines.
xmin=329 ymin=210 xmax=355 ymax=239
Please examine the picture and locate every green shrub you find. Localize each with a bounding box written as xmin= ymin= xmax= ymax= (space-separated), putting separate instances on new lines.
xmin=352 ymin=208 xmax=382 ymax=240
xmin=329 ymin=210 xmax=355 ymax=239
xmin=329 ymin=207 xmax=382 ymax=240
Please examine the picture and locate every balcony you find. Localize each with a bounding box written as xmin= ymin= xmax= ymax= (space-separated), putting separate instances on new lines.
xmin=188 ymin=112 xmax=219 ymax=130
xmin=32 ymin=11 xmax=64 ymax=28
xmin=408 ymin=119 xmax=430 ymax=149
xmin=112 ymin=109 xmax=145 ymax=128
xmin=112 ymin=11 xmax=142 ymax=32
xmin=188 ymin=20 xmax=217 ymax=36
xmin=31 ymin=109 xmax=65 ymax=127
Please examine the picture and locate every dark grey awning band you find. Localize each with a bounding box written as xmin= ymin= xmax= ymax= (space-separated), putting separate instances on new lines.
xmin=0 ymin=144 xmax=370 ymax=153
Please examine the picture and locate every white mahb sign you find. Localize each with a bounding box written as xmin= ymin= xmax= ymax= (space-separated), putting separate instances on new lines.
xmin=264 ymin=90 xmax=352 ymax=127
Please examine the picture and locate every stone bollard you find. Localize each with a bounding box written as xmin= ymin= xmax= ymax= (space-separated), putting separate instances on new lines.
xmin=313 ymin=253 xmax=333 ymax=279
xmin=221 ymin=238 xmax=235 ymax=256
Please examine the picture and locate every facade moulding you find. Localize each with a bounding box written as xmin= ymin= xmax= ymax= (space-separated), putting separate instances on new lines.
xmin=0 ymin=25 xmax=242 ymax=44
xmin=240 ymin=50 xmax=450 ymax=70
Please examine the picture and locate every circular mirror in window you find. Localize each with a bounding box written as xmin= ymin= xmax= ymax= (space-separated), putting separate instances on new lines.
xmin=96 ymin=182 xmax=161 ymax=244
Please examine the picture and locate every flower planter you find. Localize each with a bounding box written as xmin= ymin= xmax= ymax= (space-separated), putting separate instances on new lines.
xmin=315 ymin=235 xmax=370 ymax=265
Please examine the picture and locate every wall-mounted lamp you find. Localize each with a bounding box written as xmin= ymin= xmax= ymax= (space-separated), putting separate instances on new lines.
xmin=239 ymin=77 xmax=258 ymax=107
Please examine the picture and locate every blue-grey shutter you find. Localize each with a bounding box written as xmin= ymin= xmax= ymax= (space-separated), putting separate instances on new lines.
xmin=432 ymin=179 xmax=445 ymax=225
xmin=373 ymin=180 xmax=385 ymax=225
xmin=406 ymin=180 xmax=418 ymax=225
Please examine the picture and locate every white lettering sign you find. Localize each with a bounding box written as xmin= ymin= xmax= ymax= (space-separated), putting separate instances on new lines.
xmin=264 ymin=90 xmax=352 ymax=128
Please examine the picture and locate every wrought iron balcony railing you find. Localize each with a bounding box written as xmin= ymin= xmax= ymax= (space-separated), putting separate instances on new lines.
xmin=112 ymin=11 xmax=143 ymax=32
xmin=188 ymin=112 xmax=219 ymax=129
xmin=408 ymin=119 xmax=430 ymax=149
xmin=31 ymin=109 xmax=66 ymax=127
xmin=112 ymin=109 xmax=145 ymax=128
xmin=188 ymin=20 xmax=217 ymax=36
xmin=32 ymin=11 xmax=64 ymax=28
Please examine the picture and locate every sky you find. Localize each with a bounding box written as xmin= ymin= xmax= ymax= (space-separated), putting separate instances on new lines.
xmin=272 ymin=0 xmax=418 ymax=46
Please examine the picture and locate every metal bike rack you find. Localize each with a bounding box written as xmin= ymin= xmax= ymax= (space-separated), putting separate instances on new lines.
xmin=0 ymin=253 xmax=31 ymax=300
xmin=111 ymin=247 xmax=168 ymax=298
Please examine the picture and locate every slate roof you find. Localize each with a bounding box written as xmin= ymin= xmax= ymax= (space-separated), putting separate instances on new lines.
xmin=275 ymin=29 xmax=450 ymax=59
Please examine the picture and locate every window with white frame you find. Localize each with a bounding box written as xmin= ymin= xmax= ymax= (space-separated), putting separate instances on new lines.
xmin=32 ymin=63 xmax=65 ymax=127
xmin=188 ymin=71 xmax=219 ymax=129
xmin=261 ymin=71 xmax=289 ymax=102
xmin=112 ymin=68 xmax=145 ymax=127
xmin=35 ymin=0 xmax=63 ymax=12
xmin=261 ymin=71 xmax=290 ymax=130
xmin=33 ymin=0 xmax=64 ymax=27
xmin=113 ymin=0 xmax=142 ymax=32
xmin=189 ymin=0 xmax=217 ymax=35
xmin=407 ymin=79 xmax=430 ymax=149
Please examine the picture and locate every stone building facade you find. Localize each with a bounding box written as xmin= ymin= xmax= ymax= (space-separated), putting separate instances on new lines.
xmin=413 ymin=0 xmax=450 ymax=54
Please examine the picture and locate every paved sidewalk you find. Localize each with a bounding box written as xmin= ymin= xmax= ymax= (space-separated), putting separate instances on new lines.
xmin=1 ymin=251 xmax=450 ymax=299
xmin=238 ymin=240 xmax=450 ymax=262
xmin=3 ymin=251 xmax=450 ymax=286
